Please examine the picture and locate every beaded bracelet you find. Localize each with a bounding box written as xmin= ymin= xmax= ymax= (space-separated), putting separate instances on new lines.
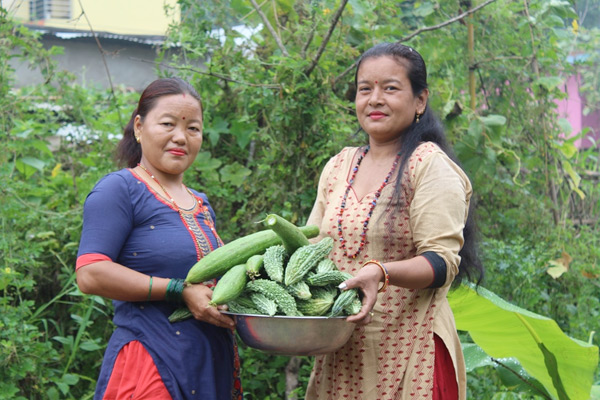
xmin=165 ymin=278 xmax=187 ymax=303
xmin=362 ymin=260 xmax=389 ymax=293
xmin=146 ymin=276 xmax=153 ymax=301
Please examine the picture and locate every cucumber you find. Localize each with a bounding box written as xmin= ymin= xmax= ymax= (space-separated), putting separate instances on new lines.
xmin=245 ymin=254 xmax=264 ymax=279
xmin=208 ymin=264 xmax=247 ymax=306
xmin=185 ymin=225 xmax=319 ymax=284
xmin=264 ymin=214 xmax=310 ymax=254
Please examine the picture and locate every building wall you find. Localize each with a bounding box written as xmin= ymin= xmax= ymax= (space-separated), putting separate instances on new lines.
xmin=11 ymin=35 xmax=165 ymax=91
xmin=6 ymin=0 xmax=184 ymax=91
xmin=5 ymin=0 xmax=179 ymax=36
xmin=556 ymin=74 xmax=600 ymax=149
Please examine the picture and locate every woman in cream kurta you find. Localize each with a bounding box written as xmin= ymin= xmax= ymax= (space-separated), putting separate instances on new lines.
xmin=306 ymin=143 xmax=471 ymax=399
xmin=304 ymin=42 xmax=481 ymax=400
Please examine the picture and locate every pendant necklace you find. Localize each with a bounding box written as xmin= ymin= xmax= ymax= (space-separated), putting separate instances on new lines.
xmin=137 ymin=164 xmax=221 ymax=258
xmin=336 ymin=146 xmax=401 ymax=259
xmin=138 ymin=163 xmax=195 ymax=211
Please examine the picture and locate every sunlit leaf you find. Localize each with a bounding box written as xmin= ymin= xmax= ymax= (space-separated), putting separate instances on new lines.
xmin=449 ymin=284 xmax=598 ymax=400
xmin=546 ymin=252 xmax=572 ymax=279
xmin=535 ymin=76 xmax=563 ymax=91
xmin=51 ymin=163 xmax=62 ymax=178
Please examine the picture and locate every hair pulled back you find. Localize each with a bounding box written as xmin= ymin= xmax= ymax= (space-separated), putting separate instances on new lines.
xmin=355 ymin=42 xmax=484 ymax=286
xmin=116 ymin=77 xmax=203 ymax=168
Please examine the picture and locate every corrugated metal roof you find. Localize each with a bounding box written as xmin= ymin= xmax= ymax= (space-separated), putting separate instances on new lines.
xmin=24 ymin=24 xmax=166 ymax=45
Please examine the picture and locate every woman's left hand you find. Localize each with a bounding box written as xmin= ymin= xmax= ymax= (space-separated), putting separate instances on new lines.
xmin=339 ymin=263 xmax=385 ymax=324
xmin=182 ymin=283 xmax=236 ymax=329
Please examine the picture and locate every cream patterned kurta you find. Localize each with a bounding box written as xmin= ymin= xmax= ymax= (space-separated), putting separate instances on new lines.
xmin=305 ymin=142 xmax=472 ymax=400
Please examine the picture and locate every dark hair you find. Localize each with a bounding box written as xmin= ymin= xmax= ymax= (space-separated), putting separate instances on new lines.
xmin=355 ymin=42 xmax=484 ymax=286
xmin=116 ymin=77 xmax=203 ymax=168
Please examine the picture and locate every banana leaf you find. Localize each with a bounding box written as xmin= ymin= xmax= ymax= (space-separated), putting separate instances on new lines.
xmin=448 ymin=284 xmax=598 ymax=400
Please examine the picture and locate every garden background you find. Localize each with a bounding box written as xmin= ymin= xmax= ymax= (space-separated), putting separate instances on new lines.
xmin=1 ymin=0 xmax=599 ymax=399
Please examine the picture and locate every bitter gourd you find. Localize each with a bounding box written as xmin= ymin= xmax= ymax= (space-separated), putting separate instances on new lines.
xmin=306 ymin=270 xmax=353 ymax=287
xmin=263 ymin=245 xmax=287 ymax=283
xmin=250 ymin=292 xmax=278 ymax=316
xmin=329 ymin=288 xmax=359 ymax=317
xmin=246 ymin=279 xmax=301 ymax=316
xmin=284 ymin=236 xmax=334 ymax=286
xmin=286 ymin=280 xmax=312 ymax=300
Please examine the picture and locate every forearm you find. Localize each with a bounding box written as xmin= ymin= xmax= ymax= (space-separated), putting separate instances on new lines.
xmin=76 ymin=261 xmax=169 ymax=302
xmin=366 ymin=256 xmax=435 ymax=290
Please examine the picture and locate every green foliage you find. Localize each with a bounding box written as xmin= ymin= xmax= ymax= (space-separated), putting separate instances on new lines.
xmin=449 ymin=284 xmax=598 ymax=400
xmin=237 ymin=346 xmax=312 ymax=399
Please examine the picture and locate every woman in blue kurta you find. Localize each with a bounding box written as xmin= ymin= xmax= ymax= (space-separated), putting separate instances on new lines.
xmin=76 ymin=77 xmax=242 ymax=400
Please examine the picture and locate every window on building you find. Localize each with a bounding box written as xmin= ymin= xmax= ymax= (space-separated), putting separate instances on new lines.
xmin=30 ymin=0 xmax=71 ymax=20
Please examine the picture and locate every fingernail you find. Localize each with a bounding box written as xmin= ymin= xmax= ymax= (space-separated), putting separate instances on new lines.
xmin=338 ymin=282 xmax=347 ymax=290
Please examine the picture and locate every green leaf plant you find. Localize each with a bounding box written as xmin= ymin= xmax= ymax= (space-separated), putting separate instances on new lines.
xmin=449 ymin=283 xmax=598 ymax=400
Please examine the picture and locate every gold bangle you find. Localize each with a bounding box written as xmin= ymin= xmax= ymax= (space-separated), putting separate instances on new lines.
xmin=362 ymin=260 xmax=389 ymax=293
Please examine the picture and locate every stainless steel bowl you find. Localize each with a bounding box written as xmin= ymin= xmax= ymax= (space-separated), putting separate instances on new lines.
xmin=223 ymin=311 xmax=356 ymax=356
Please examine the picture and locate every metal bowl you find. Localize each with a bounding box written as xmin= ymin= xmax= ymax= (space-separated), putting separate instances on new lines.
xmin=222 ymin=311 xmax=356 ymax=356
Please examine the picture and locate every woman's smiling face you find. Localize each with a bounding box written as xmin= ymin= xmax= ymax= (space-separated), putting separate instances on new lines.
xmin=355 ymin=55 xmax=428 ymax=144
xmin=135 ymin=93 xmax=203 ymax=177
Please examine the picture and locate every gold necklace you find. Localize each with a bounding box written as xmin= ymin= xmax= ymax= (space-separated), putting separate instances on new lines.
xmin=138 ymin=163 xmax=195 ymax=211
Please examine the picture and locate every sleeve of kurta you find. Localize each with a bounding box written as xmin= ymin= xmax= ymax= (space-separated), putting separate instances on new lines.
xmin=307 ymin=154 xmax=337 ymax=232
xmin=409 ymin=149 xmax=472 ymax=287
xmin=77 ymin=173 xmax=134 ymax=261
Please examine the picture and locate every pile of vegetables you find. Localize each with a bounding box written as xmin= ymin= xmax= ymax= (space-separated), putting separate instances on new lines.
xmin=169 ymin=214 xmax=362 ymax=322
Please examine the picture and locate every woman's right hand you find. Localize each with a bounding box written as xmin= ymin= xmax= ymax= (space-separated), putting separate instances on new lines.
xmin=182 ymin=284 xmax=235 ymax=330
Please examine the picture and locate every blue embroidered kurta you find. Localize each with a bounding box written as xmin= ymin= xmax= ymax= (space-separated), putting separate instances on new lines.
xmin=77 ymin=169 xmax=240 ymax=400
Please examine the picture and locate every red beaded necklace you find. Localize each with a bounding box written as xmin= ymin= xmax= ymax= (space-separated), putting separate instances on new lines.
xmin=337 ymin=146 xmax=401 ymax=259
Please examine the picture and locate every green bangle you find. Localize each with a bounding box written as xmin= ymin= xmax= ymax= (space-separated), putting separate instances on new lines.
xmin=146 ymin=276 xmax=153 ymax=301
xmin=165 ymin=278 xmax=186 ymax=303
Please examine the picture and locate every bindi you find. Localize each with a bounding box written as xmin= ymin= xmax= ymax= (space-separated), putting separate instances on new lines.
xmin=375 ymin=80 xmax=378 ymax=84
xmin=182 ymin=116 xmax=185 ymax=120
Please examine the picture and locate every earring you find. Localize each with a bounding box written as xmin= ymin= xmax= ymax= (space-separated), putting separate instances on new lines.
xmin=415 ymin=113 xmax=421 ymax=123
xmin=135 ymin=135 xmax=140 ymax=143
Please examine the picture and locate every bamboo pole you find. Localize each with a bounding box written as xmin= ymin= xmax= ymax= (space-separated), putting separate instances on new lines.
xmin=468 ymin=12 xmax=476 ymax=110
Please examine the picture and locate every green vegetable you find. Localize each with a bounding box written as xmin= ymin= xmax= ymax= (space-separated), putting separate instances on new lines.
xmin=296 ymin=287 xmax=337 ymax=316
xmin=329 ymin=288 xmax=359 ymax=317
xmin=306 ymin=270 xmax=353 ymax=287
xmin=208 ymin=264 xmax=247 ymax=306
xmin=185 ymin=225 xmax=319 ymax=284
xmin=245 ymin=254 xmax=264 ymax=279
xmin=264 ymin=213 xmax=310 ymax=254
xmin=284 ymin=236 xmax=334 ymax=286
xmin=315 ymin=258 xmax=338 ymax=274
xmin=262 ymin=245 xmax=287 ymax=283
xmin=227 ymin=296 xmax=260 ymax=314
xmin=286 ymin=280 xmax=312 ymax=300
xmin=250 ymin=293 xmax=278 ymax=316
xmin=344 ymin=297 xmax=363 ymax=315
xmin=246 ymin=279 xmax=301 ymax=316
xmin=168 ymin=307 xmax=193 ymax=323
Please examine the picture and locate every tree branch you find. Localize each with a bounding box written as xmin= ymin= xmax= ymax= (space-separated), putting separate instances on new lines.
xmin=399 ymin=0 xmax=497 ymax=42
xmin=305 ymin=0 xmax=349 ymax=77
xmin=76 ymin=0 xmax=123 ymax=129
xmin=249 ymin=0 xmax=289 ymax=57
xmin=140 ymin=58 xmax=283 ymax=89
xmin=333 ymin=0 xmax=498 ymax=85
